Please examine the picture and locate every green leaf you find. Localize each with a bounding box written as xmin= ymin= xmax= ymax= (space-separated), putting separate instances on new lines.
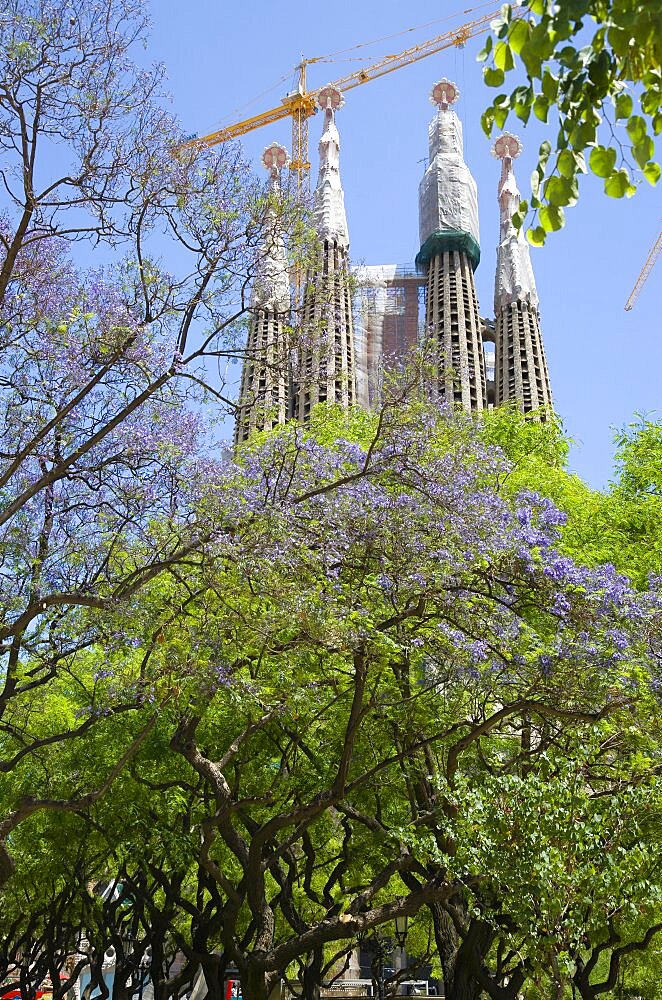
xmin=543 ymin=176 xmax=567 ymax=206
xmin=527 ymin=226 xmax=547 ymax=246
xmin=558 ymin=45 xmax=580 ymax=68
xmin=557 ymin=149 xmax=576 ymax=178
xmin=494 ymin=105 xmax=509 ymax=129
xmin=481 ymin=108 xmax=495 ymax=136
xmin=566 ymin=0 xmax=590 ymax=19
xmin=477 ymin=34 xmax=493 ymax=62
xmin=528 ymin=23 xmax=555 ymax=60
xmin=574 ymin=150 xmax=587 ymax=173
xmin=588 ymin=49 xmax=612 ymax=90
xmin=539 ymin=139 xmax=552 ymax=168
xmin=589 ymin=145 xmax=617 ymax=178
xmin=494 ymin=41 xmax=515 ymax=72
xmin=484 ymin=67 xmax=505 ymax=88
xmin=544 ymin=175 xmax=578 ymax=207
xmin=508 ymin=19 xmax=530 ymax=55
xmin=654 ymin=113 xmax=662 ymax=136
xmin=604 ymin=168 xmax=632 ymax=198
xmin=533 ymin=95 xmax=550 ymax=122
xmin=521 ymin=50 xmax=542 ymax=78
xmin=569 ymin=122 xmax=596 ymax=150
xmin=641 ymin=87 xmax=661 ymax=116
xmin=615 ymin=92 xmax=633 ymax=119
xmin=539 ymin=205 xmax=565 ymax=231
xmin=515 ymin=99 xmax=532 ymax=124
xmin=626 ymin=115 xmax=648 ymax=144
xmin=643 ymin=161 xmax=661 ymax=185
xmin=541 ymin=71 xmax=559 ymax=101
xmin=607 ymin=24 xmax=631 ymax=59
xmin=633 ymin=137 xmax=655 ymax=169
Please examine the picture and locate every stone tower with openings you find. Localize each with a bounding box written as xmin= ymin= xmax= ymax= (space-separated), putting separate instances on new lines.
xmin=492 ymin=132 xmax=553 ymax=416
xmin=295 ymin=86 xmax=357 ymax=423
xmin=415 ymin=79 xmax=487 ymax=411
xmin=234 ymin=143 xmax=292 ymax=446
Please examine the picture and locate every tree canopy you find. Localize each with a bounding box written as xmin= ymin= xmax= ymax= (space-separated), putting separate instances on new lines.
xmin=2 ymin=4 xmax=662 ymax=1000
xmin=2 ymin=396 xmax=662 ymax=1000
xmin=0 ymin=0 xmax=302 ymax=886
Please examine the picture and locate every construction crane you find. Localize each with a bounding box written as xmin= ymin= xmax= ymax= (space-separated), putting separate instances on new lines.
xmin=625 ymin=229 xmax=661 ymax=311
xmin=182 ymin=7 xmax=519 ymax=200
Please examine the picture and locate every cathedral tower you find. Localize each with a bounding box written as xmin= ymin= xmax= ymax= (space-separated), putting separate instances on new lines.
xmin=416 ymin=80 xmax=487 ymax=411
xmin=235 ymin=143 xmax=291 ymax=446
xmin=295 ymin=86 xmax=356 ymax=422
xmin=492 ymin=133 xmax=552 ymax=415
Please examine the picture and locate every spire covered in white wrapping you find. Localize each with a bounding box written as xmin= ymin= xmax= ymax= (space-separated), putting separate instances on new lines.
xmin=417 ymin=79 xmax=480 ymax=270
xmin=493 ymin=133 xmax=538 ymax=311
xmin=313 ymin=86 xmax=349 ymax=247
xmin=416 ymin=81 xmax=486 ymax=411
xmin=252 ymin=142 xmax=291 ymax=312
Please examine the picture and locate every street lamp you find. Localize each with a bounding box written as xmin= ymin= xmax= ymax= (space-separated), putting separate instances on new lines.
xmin=394 ymin=915 xmax=409 ymax=950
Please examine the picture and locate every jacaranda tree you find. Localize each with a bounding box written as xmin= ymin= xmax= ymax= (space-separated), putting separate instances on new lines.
xmin=0 ymin=0 xmax=301 ymax=885
xmin=3 ymin=396 xmax=660 ymax=1000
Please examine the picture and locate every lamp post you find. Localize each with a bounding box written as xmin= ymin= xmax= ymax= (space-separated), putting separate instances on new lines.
xmin=394 ymin=915 xmax=409 ymax=950
xmin=359 ymin=933 xmax=391 ymax=1000
xmin=393 ymin=914 xmax=409 ymax=985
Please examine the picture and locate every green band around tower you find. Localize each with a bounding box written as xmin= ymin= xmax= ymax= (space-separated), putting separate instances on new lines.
xmin=415 ymin=229 xmax=481 ymax=273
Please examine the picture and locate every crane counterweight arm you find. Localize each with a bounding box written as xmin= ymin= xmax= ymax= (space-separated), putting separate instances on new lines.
xmin=184 ymin=102 xmax=293 ymax=147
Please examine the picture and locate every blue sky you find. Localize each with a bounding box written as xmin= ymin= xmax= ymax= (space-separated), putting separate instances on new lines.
xmin=147 ymin=0 xmax=659 ymax=488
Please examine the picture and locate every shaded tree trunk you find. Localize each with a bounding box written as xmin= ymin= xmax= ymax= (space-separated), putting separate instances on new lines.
xmin=301 ymin=948 xmax=323 ymax=1000
xmin=239 ymin=960 xmax=277 ymax=1000
xmin=430 ymin=898 xmax=495 ymax=1000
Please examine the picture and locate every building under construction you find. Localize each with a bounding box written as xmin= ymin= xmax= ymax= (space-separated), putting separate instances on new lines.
xmin=234 ymin=79 xmax=552 ymax=445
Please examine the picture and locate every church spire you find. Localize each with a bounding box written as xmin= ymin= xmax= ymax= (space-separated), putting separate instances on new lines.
xmin=313 ymin=87 xmax=349 ymax=246
xmin=417 ymin=80 xmax=487 ymax=411
xmin=252 ymin=143 xmax=291 ymax=312
xmin=492 ymin=133 xmax=552 ymax=416
xmin=235 ymin=143 xmax=291 ymax=446
xmin=494 ymin=132 xmax=538 ymax=311
xmin=295 ymin=87 xmax=356 ymax=422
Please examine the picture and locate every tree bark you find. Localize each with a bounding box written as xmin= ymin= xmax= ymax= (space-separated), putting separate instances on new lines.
xmin=239 ymin=960 xmax=276 ymax=1000
xmin=301 ymin=948 xmax=323 ymax=1000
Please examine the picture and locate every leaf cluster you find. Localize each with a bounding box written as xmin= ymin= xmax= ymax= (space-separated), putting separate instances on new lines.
xmin=480 ymin=0 xmax=661 ymax=242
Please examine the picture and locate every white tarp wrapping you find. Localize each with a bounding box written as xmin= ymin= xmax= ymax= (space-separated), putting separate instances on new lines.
xmin=494 ymin=155 xmax=539 ymax=311
xmin=418 ymin=111 xmax=480 ymax=248
xmin=314 ymin=108 xmax=349 ymax=246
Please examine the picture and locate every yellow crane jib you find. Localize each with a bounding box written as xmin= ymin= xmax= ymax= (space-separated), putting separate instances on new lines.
xmin=181 ymin=6 xmax=521 ymax=198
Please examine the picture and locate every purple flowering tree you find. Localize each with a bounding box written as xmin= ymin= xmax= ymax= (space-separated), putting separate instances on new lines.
xmin=0 ymin=0 xmax=302 ymax=886
xmin=3 ymin=399 xmax=653 ymax=1000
